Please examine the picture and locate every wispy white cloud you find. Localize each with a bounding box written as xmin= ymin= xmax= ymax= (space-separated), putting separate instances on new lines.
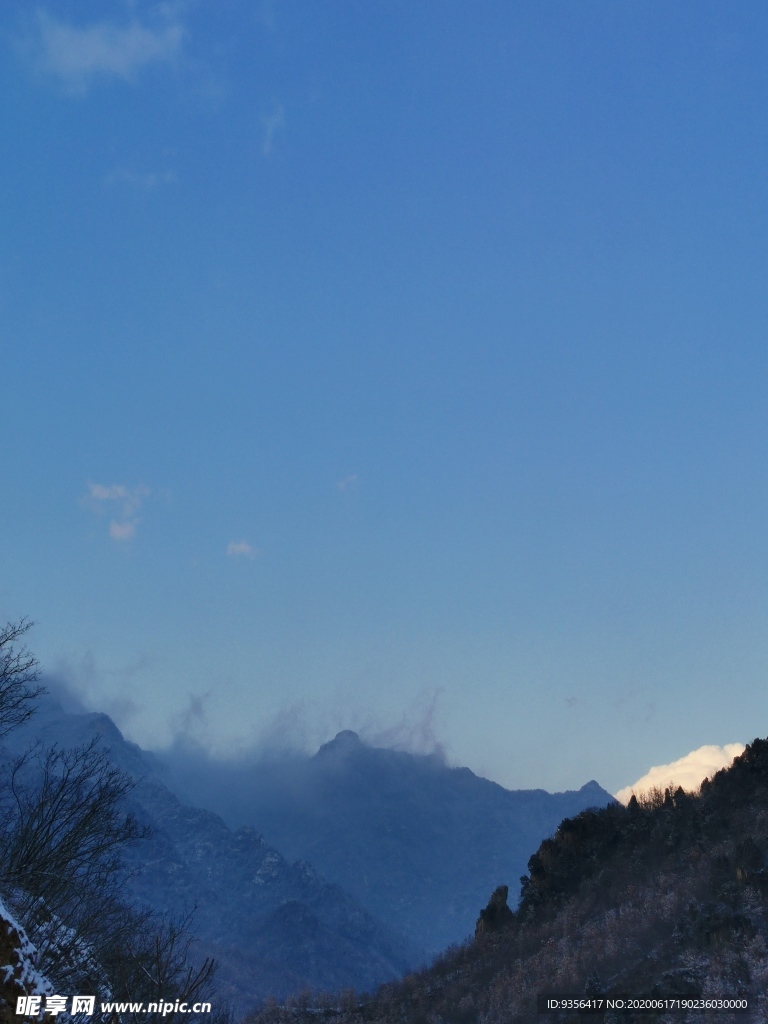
xmin=34 ymin=10 xmax=183 ymax=93
xmin=227 ymin=540 xmax=259 ymax=559
xmin=614 ymin=743 xmax=745 ymax=804
xmin=86 ymin=482 xmax=150 ymax=542
xmin=262 ymin=103 xmax=285 ymax=156
xmin=88 ymin=482 xmax=149 ymax=516
xmin=336 ymin=474 xmax=358 ymax=491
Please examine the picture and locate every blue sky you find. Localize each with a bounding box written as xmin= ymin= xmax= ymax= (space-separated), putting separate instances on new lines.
xmin=3 ymin=1 xmax=768 ymax=793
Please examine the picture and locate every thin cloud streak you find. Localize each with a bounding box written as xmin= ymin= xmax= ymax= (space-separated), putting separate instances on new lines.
xmin=261 ymin=104 xmax=285 ymax=156
xmin=105 ymin=168 xmax=177 ymax=190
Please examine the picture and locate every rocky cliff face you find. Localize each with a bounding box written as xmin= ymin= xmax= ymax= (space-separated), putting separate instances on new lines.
xmin=120 ymin=776 xmax=415 ymax=1012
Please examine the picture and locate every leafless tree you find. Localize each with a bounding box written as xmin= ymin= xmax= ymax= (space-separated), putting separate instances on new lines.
xmin=0 ymin=740 xmax=150 ymax=987
xmin=0 ymin=619 xmax=44 ymax=737
xmin=104 ymin=910 xmax=227 ymax=1024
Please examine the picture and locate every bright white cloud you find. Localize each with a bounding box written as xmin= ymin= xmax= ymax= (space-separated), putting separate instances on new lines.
xmin=86 ymin=482 xmax=150 ymax=542
xmin=227 ymin=540 xmax=258 ymax=559
xmin=35 ymin=10 xmax=183 ymax=92
xmin=614 ymin=743 xmax=745 ymax=804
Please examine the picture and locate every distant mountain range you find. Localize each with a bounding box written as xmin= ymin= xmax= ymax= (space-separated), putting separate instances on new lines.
xmin=6 ymin=699 xmax=615 ymax=1013
xmin=162 ymin=728 xmax=615 ymax=954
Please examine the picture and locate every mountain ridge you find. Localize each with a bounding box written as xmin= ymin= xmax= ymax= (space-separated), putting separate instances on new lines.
xmin=162 ymin=729 xmax=616 ymax=954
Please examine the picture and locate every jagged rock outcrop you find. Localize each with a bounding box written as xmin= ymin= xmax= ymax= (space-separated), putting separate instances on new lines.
xmin=474 ymin=885 xmax=513 ymax=938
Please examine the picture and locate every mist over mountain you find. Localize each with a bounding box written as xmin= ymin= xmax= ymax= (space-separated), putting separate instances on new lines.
xmin=159 ymin=729 xmax=615 ymax=954
xmin=3 ymin=698 xmax=417 ymax=1016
